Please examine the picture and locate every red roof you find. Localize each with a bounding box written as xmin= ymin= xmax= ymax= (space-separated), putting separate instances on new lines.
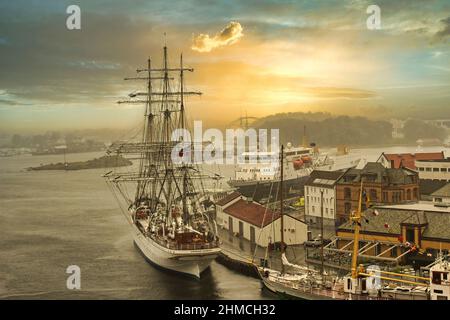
xmin=223 ymin=199 xmax=280 ymax=227
xmin=216 ymin=191 xmax=241 ymax=206
xmin=383 ymin=152 xmax=444 ymax=169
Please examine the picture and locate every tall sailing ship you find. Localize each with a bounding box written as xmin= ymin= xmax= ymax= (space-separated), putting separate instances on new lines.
xmin=104 ymin=46 xmax=220 ymax=278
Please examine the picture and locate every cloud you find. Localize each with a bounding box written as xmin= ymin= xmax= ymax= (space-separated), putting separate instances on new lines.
xmin=302 ymin=87 xmax=376 ymax=99
xmin=435 ymin=16 xmax=450 ymax=39
xmin=191 ymin=21 xmax=243 ymax=52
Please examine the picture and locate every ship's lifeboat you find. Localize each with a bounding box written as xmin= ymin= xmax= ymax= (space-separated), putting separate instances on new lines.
xmin=301 ymin=155 xmax=312 ymax=163
xmin=293 ymin=159 xmax=304 ymax=170
xmin=135 ymin=209 xmax=149 ymax=220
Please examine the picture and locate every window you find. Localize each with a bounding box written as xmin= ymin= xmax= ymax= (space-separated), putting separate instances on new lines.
xmin=370 ymin=189 xmax=378 ymax=202
xmin=229 ymin=217 xmax=233 ymax=234
xmin=406 ymin=228 xmax=415 ymax=243
xmin=432 ymin=272 xmax=442 ymax=285
xmin=426 ymin=168 xmax=432 ymax=172
xmin=383 ymin=192 xmax=388 ymax=202
xmin=418 ymin=167 xmax=424 ymax=171
xmin=433 ymin=168 xmax=439 ymax=172
xmin=344 ymin=187 xmax=351 ymax=199
xmin=250 ymin=226 xmax=255 ymax=244
xmin=406 ymin=189 xmax=411 ymax=200
xmin=392 ymin=191 xmax=402 ymax=203
xmin=440 ymin=168 xmax=447 ymax=172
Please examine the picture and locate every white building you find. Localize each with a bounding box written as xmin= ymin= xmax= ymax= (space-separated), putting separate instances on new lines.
xmin=430 ymin=260 xmax=450 ymax=300
xmin=304 ymin=170 xmax=343 ymax=226
xmin=416 ymin=158 xmax=450 ymax=181
xmin=216 ymin=192 xmax=307 ymax=247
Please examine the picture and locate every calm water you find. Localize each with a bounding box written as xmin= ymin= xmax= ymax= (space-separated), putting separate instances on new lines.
xmin=0 ymin=145 xmax=448 ymax=299
xmin=0 ymin=152 xmax=267 ymax=299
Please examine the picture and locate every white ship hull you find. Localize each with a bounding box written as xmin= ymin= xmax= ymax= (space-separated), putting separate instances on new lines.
xmin=132 ymin=224 xmax=220 ymax=278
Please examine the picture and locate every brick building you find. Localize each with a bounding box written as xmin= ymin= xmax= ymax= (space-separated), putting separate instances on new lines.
xmin=335 ymin=162 xmax=419 ymax=224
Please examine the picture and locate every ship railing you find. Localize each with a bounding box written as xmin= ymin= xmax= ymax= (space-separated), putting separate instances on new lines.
xmin=174 ymin=242 xmax=219 ymax=250
xmin=151 ymin=235 xmax=219 ymax=251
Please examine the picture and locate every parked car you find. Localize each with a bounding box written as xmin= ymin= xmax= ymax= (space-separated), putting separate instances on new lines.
xmin=304 ymin=236 xmax=331 ymax=248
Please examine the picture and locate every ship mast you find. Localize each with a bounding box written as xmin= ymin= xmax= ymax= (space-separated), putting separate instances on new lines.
xmin=107 ymin=46 xmax=205 ymax=222
xmin=350 ymin=181 xmax=363 ymax=280
xmin=280 ymin=144 xmax=285 ymax=275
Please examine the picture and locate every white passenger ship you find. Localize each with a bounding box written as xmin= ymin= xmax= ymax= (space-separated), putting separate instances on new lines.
xmin=228 ymin=143 xmax=361 ymax=200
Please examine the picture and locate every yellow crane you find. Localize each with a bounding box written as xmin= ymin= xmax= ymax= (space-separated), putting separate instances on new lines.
xmin=349 ymin=181 xmax=429 ymax=288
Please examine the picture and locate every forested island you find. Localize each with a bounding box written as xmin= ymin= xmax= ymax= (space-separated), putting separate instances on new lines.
xmin=28 ymin=155 xmax=132 ymax=171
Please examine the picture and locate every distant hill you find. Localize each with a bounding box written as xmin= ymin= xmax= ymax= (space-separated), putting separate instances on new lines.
xmin=256 ymin=114 xmax=392 ymax=147
xmin=254 ymin=112 xmax=446 ymax=147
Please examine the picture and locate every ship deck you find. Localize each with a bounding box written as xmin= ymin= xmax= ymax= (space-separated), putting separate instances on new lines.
xmin=136 ymin=218 xmax=219 ymax=251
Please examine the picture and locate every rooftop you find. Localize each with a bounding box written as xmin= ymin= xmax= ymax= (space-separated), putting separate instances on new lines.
xmin=419 ymin=179 xmax=447 ymax=196
xmin=381 ymin=201 xmax=450 ymax=213
xmin=305 ymin=170 xmax=344 ymax=188
xmin=431 ymin=182 xmax=450 ymax=198
xmin=338 ymin=204 xmax=450 ymax=240
xmin=223 ymin=199 xmax=280 ymax=228
xmin=416 ymin=157 xmax=450 ymax=163
xmin=381 ymin=152 xmax=444 ymax=169
xmin=337 ymin=162 xmax=417 ymax=185
xmin=216 ymin=191 xmax=241 ymax=206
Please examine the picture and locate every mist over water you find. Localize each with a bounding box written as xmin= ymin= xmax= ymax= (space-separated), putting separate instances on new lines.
xmin=1 ymin=145 xmax=448 ymax=299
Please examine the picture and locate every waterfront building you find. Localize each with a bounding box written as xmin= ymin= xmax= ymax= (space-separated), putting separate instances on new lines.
xmin=416 ymin=158 xmax=450 ymax=181
xmin=335 ymin=162 xmax=419 ymax=224
xmin=377 ymin=151 xmax=444 ymax=170
xmin=336 ymin=202 xmax=450 ymax=266
xmin=216 ymin=193 xmax=307 ymax=247
xmin=304 ymin=170 xmax=344 ymax=227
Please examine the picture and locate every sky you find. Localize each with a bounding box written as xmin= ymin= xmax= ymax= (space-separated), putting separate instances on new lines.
xmin=0 ymin=0 xmax=449 ymax=132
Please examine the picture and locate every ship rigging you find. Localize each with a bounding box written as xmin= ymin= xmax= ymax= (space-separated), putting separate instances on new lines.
xmin=104 ymin=45 xmax=220 ymax=278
